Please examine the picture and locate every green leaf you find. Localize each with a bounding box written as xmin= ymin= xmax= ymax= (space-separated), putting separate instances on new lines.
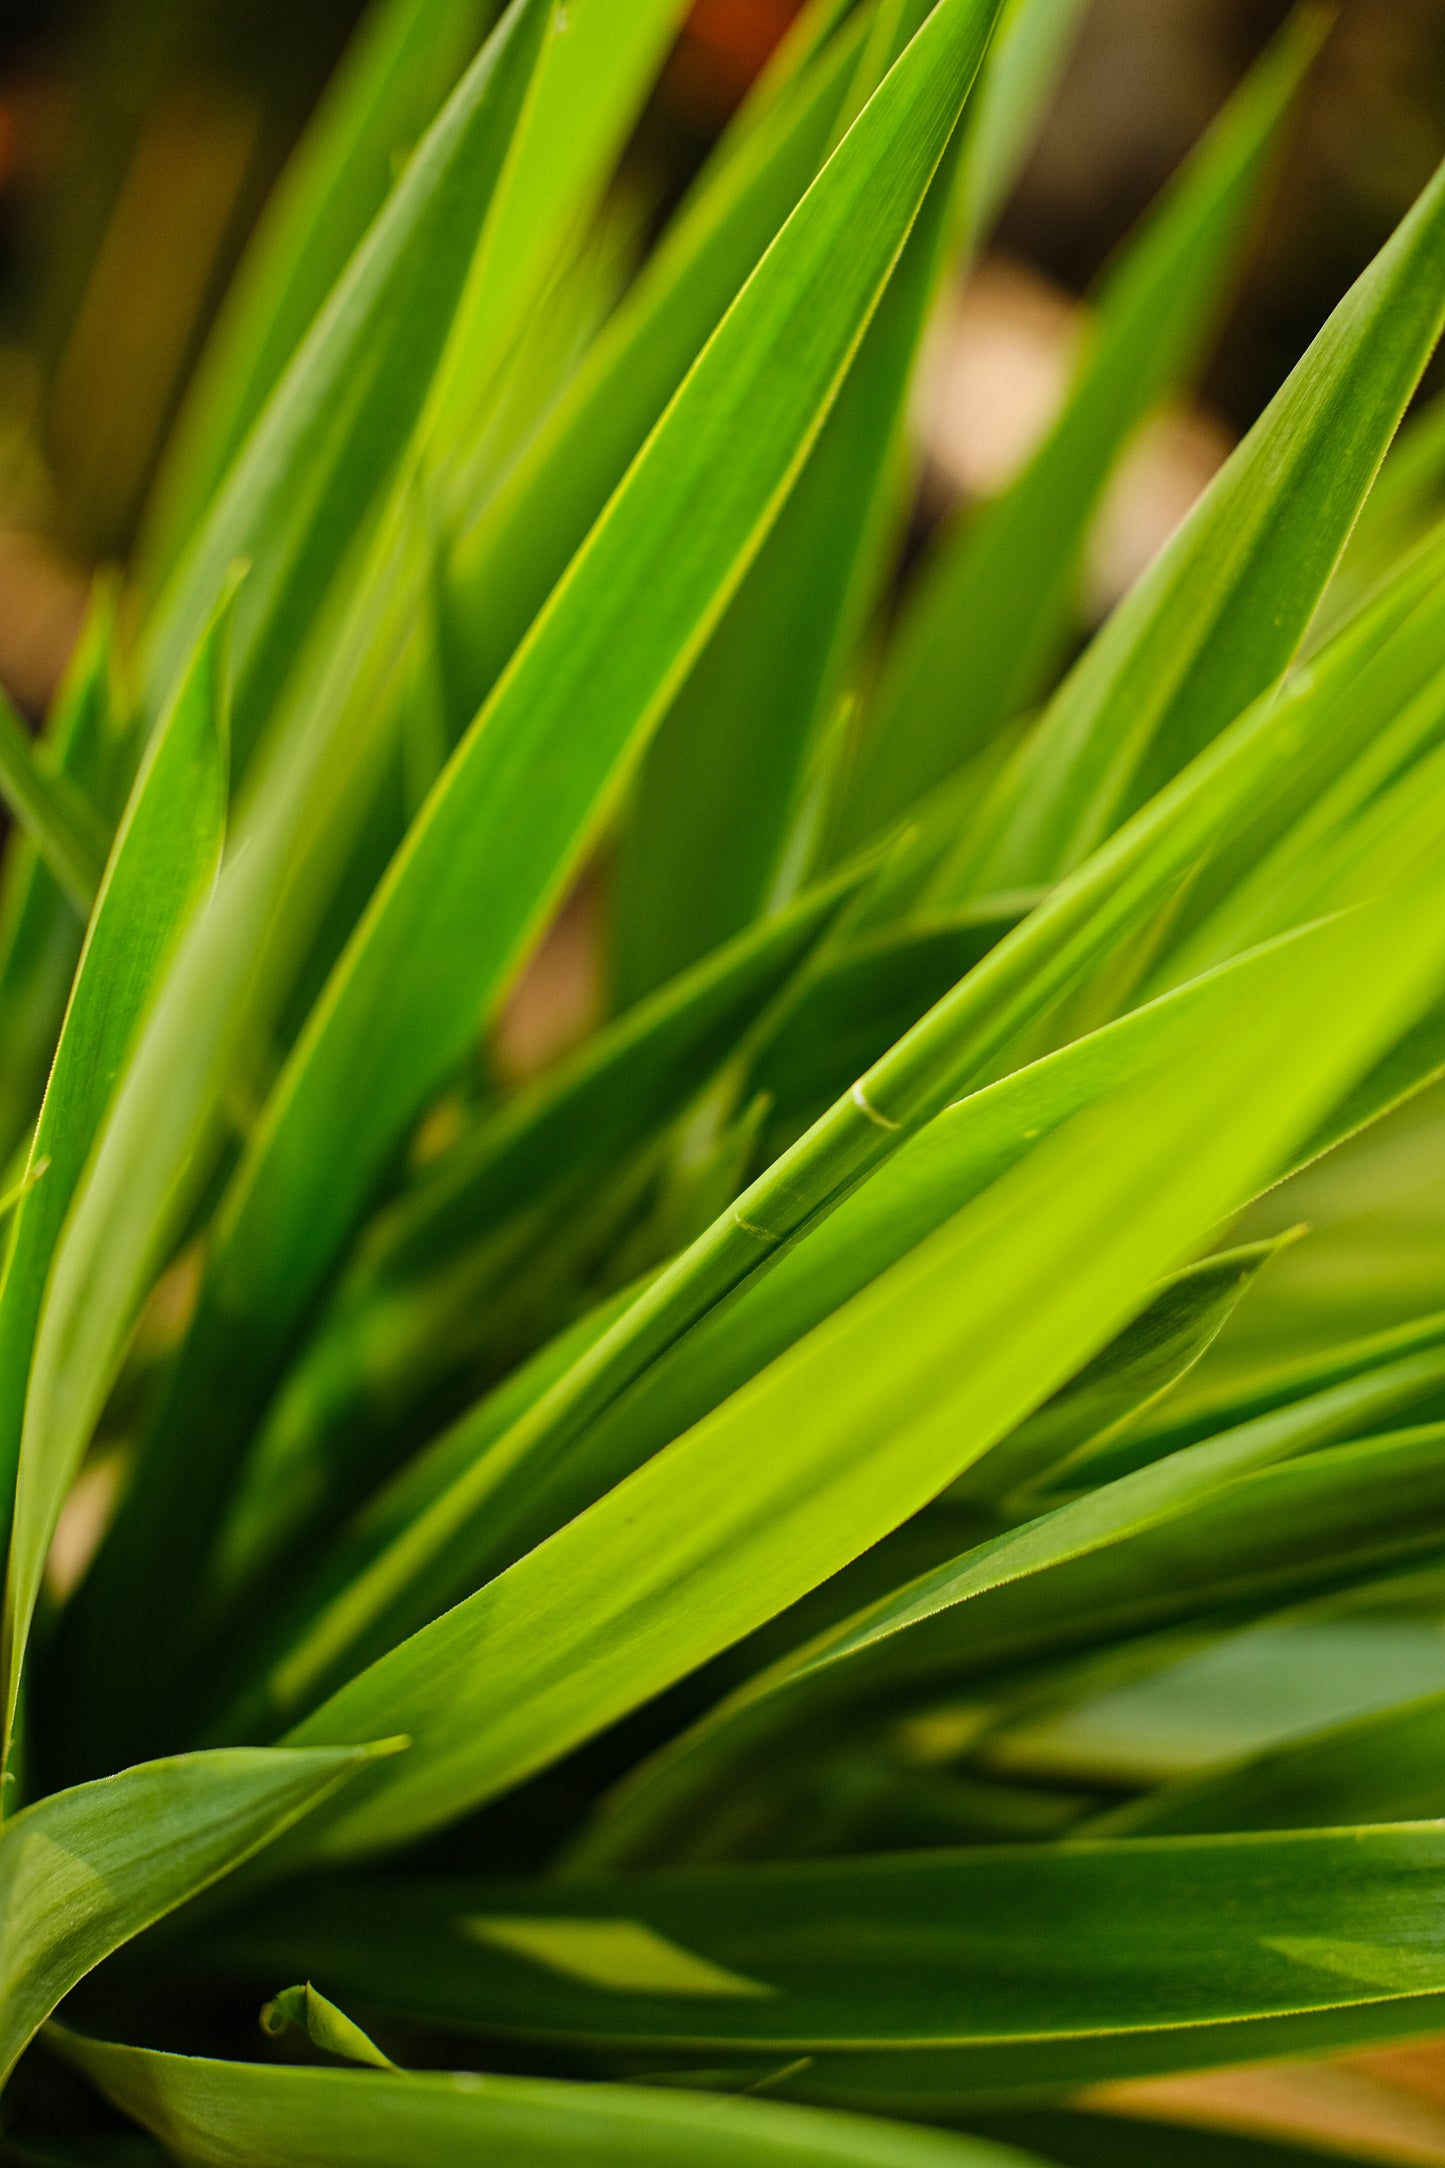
xmin=745 ymin=900 xmax=1046 ymax=1141
xmin=442 ymin=10 xmax=867 ymax=720
xmin=0 ymin=577 xmax=233 ymax=1745
xmin=0 ymin=582 xmax=122 ymax=1173
xmin=1098 ymin=1684 xmax=1445 ymax=1837
xmin=610 ymin=0 xmax=1093 ymax=1004
xmin=264 ymin=867 xmax=1445 ymax=1855
xmin=835 ymin=8 xmax=1320 ymax=854
xmin=948 ymin=140 xmax=1445 ymax=895
xmin=51 ymin=2033 xmax=1048 ymax=2168
xmin=440 ymin=515 xmax=1445 ymax=1521
xmin=141 ymin=0 xmax=551 ymax=772
xmin=717 ymin=0 xmax=861 ymax=154
xmin=240 ymin=896 xmax=1445 ymax=1755
xmin=608 ymin=187 xmax=942 ymax=1002
xmin=423 ymin=0 xmax=697 ymax=449
xmin=207 ymin=1822 xmax=1445 ymax=2096
xmin=0 ymin=1745 xmax=377 ymax=2090
xmin=957 ymin=1607 xmax=1445 ymax=1795
xmin=798 ymin=1413 xmax=1445 ymax=1703
xmin=1120 ymin=1303 xmax=1445 ymax=1466
xmin=209 ymin=941 xmax=1335 ymax=1733
xmin=31 ymin=6 xmax=717 ymax=1606
xmin=610 ymin=0 xmax=960 ymax=1001
xmin=521 ymin=947 xmax=1340 ymax=1562
xmin=210 ymin=1274 xmax=659 ymax=1736
xmin=1156 ymin=659 xmax=1445 ymax=993
xmin=260 ymin=1982 xmax=396 ymax=2069
xmin=141 ymin=0 xmax=501 ymax=587
xmin=357 ymin=848 xmax=1445 ymax=1699
xmin=77 ymin=0 xmax=1006 ymax=1774
xmin=201 ymin=870 xmax=861 ymax=1618
xmin=1321 ymin=388 xmax=1445 ymax=633
xmin=573 ymin=1410 xmax=1445 ymax=1874
xmin=950 ymin=0 xmax=1088 ymax=257
xmin=0 ymin=685 xmax=110 ymax=918
xmin=955 ymin=1238 xmax=1292 ymax=1509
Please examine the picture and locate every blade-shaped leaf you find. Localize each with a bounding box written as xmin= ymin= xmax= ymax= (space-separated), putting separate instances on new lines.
xmin=229 ymin=902 xmax=1444 ymax=1742
xmin=0 ymin=686 xmax=109 ymax=917
xmin=403 ymin=518 xmax=1445 ymax=1531
xmin=0 ymin=580 xmax=232 ymax=1744
xmin=950 ymin=0 xmax=1087 ymax=257
xmin=1320 ymin=384 xmax=1445 ymax=634
xmin=141 ymin=0 xmax=551 ymax=772
xmin=1121 ymin=1304 xmax=1445 ymax=1466
xmin=0 ymin=582 xmax=122 ymax=1172
xmin=141 ymin=0 xmax=501 ymax=585
xmin=204 ymin=870 xmax=861 ymax=1610
xmin=209 ymin=1823 xmax=1445 ymax=2096
xmin=260 ymin=1982 xmax=396 ymax=2069
xmin=574 ymin=1406 xmax=1445 ymax=1873
xmin=205 ymin=944 xmax=1329 ymax=1728
xmin=52 ymin=2032 xmax=1047 ymax=2168
xmin=949 ymin=142 xmax=1445 ymax=894
xmin=442 ymin=11 xmax=867 ymax=717
xmin=209 ymin=966 xmax=1317 ymax=1725
xmin=423 ymin=0 xmax=698 ymax=449
xmin=0 ymin=1745 xmax=377 ymax=2089
xmin=954 ymin=1238 xmax=1291 ymax=1509
xmin=263 ymin=868 xmax=1445 ymax=1854
xmin=611 ymin=0 xmax=1092 ymax=1004
xmin=836 ymin=7 xmax=1319 ymax=854
xmin=745 ymin=899 xmax=1043 ymax=1140
xmin=611 ymin=145 xmax=949 ymax=1002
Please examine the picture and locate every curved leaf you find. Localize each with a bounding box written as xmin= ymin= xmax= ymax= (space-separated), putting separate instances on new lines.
xmin=53 ymin=2034 xmax=1046 ymax=2168
xmin=0 ymin=1745 xmax=378 ymax=2090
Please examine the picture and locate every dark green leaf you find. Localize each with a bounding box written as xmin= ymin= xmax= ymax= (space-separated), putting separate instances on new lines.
xmin=210 ymin=1823 xmax=1445 ymax=2096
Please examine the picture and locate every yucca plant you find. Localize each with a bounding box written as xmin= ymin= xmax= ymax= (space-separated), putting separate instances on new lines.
xmin=5 ymin=0 xmax=1445 ymax=2160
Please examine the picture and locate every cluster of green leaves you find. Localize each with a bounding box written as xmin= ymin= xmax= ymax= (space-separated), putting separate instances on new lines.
xmin=4 ymin=0 xmax=1445 ymax=2161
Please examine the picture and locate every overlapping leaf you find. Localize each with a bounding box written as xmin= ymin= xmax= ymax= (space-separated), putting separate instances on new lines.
xmin=65 ymin=0 xmax=1007 ymax=1771
xmin=214 ymin=1823 xmax=1445 ymax=2097
xmin=0 ymin=1745 xmax=377 ymax=2088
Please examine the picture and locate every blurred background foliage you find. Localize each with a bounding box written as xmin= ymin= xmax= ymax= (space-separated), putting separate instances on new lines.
xmin=2 ymin=0 xmax=1445 ymax=717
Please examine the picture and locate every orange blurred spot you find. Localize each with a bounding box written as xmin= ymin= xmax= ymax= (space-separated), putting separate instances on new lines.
xmin=668 ymin=0 xmax=803 ymax=125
